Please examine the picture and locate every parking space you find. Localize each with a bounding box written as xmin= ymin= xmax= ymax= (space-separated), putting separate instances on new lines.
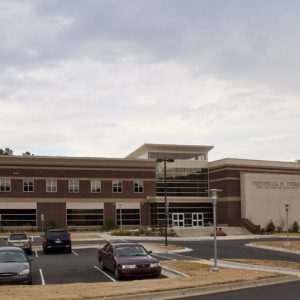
xmin=31 ymin=248 xmax=113 ymax=285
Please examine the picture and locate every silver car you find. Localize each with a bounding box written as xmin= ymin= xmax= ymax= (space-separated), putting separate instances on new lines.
xmin=0 ymin=247 xmax=32 ymax=284
xmin=7 ymin=232 xmax=32 ymax=255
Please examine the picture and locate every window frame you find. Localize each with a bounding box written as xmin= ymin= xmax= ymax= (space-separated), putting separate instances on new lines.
xmin=68 ymin=179 xmax=79 ymax=193
xmin=112 ymin=180 xmax=123 ymax=193
xmin=90 ymin=179 xmax=101 ymax=193
xmin=46 ymin=179 xmax=57 ymax=193
xmin=23 ymin=178 xmax=34 ymax=192
xmin=133 ymin=180 xmax=144 ymax=193
xmin=0 ymin=178 xmax=11 ymax=192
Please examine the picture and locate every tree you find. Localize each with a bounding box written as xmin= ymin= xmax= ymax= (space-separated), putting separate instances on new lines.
xmin=22 ymin=151 xmax=34 ymax=156
xmin=0 ymin=148 xmax=13 ymax=155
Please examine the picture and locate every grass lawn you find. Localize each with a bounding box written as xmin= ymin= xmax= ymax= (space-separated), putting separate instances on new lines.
xmin=253 ymin=241 xmax=300 ymax=251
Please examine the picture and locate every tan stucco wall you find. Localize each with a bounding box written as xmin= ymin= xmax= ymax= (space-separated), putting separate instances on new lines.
xmin=241 ymin=173 xmax=300 ymax=228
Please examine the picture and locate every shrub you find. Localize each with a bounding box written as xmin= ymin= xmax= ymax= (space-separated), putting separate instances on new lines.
xmin=266 ymin=220 xmax=275 ymax=233
xmin=104 ymin=218 xmax=116 ymax=231
xmin=110 ymin=229 xmax=132 ymax=236
xmin=292 ymin=221 xmax=299 ymax=233
xmin=48 ymin=219 xmax=57 ymax=229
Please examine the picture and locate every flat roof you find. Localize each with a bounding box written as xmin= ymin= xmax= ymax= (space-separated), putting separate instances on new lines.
xmin=126 ymin=143 xmax=214 ymax=159
xmin=209 ymin=158 xmax=300 ymax=170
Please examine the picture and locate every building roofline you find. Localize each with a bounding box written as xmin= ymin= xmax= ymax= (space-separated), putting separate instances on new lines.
xmin=209 ymin=158 xmax=300 ymax=170
xmin=126 ymin=143 xmax=214 ymax=159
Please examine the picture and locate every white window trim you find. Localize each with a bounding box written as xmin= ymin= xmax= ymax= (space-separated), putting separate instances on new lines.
xmin=112 ymin=180 xmax=123 ymax=193
xmin=133 ymin=180 xmax=144 ymax=193
xmin=91 ymin=179 xmax=101 ymax=193
xmin=0 ymin=178 xmax=11 ymax=192
xmin=46 ymin=179 xmax=57 ymax=193
xmin=23 ymin=179 xmax=34 ymax=192
xmin=68 ymin=179 xmax=79 ymax=193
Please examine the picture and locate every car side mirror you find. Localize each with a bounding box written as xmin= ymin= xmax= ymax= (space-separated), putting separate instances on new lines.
xmin=4 ymin=237 xmax=7 ymax=241
xmin=148 ymin=250 xmax=152 ymax=254
xmin=29 ymin=237 xmax=32 ymax=240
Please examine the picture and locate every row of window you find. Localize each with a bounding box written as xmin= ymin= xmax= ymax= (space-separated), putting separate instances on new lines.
xmin=0 ymin=179 xmax=144 ymax=194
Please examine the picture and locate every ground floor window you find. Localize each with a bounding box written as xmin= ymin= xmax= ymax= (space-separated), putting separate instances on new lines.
xmin=67 ymin=209 xmax=103 ymax=226
xmin=150 ymin=203 xmax=213 ymax=227
xmin=116 ymin=208 xmax=140 ymax=226
xmin=0 ymin=209 xmax=36 ymax=226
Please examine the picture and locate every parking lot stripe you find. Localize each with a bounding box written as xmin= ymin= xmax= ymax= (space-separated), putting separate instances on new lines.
xmin=39 ymin=268 xmax=45 ymax=285
xmin=72 ymin=250 xmax=78 ymax=256
xmin=35 ymin=250 xmax=38 ymax=258
xmin=93 ymin=266 xmax=116 ymax=282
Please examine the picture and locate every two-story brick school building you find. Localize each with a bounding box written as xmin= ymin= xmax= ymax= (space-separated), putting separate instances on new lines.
xmin=1 ymin=143 xmax=300 ymax=232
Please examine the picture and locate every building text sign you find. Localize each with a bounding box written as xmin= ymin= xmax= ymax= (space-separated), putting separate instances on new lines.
xmin=252 ymin=181 xmax=300 ymax=190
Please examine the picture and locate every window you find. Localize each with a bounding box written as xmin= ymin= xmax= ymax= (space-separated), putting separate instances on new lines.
xmin=112 ymin=180 xmax=123 ymax=193
xmin=23 ymin=179 xmax=34 ymax=192
xmin=133 ymin=180 xmax=144 ymax=193
xmin=91 ymin=180 xmax=101 ymax=193
xmin=46 ymin=179 xmax=57 ymax=192
xmin=0 ymin=179 xmax=11 ymax=192
xmin=68 ymin=179 xmax=79 ymax=193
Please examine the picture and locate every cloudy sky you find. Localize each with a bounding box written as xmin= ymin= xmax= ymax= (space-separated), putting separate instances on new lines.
xmin=1 ymin=0 xmax=300 ymax=161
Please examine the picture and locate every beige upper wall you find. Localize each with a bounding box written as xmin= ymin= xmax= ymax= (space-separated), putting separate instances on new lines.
xmin=241 ymin=173 xmax=300 ymax=228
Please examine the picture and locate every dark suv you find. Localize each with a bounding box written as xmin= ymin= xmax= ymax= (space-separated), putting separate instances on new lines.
xmin=42 ymin=229 xmax=72 ymax=254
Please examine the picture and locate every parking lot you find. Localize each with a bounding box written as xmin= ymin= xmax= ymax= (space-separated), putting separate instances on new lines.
xmin=0 ymin=237 xmax=166 ymax=285
xmin=1 ymin=236 xmax=300 ymax=285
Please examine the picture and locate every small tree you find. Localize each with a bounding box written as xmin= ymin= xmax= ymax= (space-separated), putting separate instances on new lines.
xmin=104 ymin=218 xmax=116 ymax=230
xmin=266 ymin=220 xmax=275 ymax=233
xmin=292 ymin=221 xmax=299 ymax=233
xmin=48 ymin=219 xmax=57 ymax=229
xmin=0 ymin=148 xmax=13 ymax=155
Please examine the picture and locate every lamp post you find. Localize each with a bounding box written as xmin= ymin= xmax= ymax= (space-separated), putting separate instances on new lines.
xmin=207 ymin=189 xmax=222 ymax=272
xmin=157 ymin=158 xmax=174 ymax=247
xmin=284 ymin=203 xmax=291 ymax=247
xmin=119 ymin=204 xmax=123 ymax=231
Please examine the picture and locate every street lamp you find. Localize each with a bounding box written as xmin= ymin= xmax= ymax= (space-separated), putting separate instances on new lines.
xmin=207 ymin=189 xmax=222 ymax=272
xmin=119 ymin=204 xmax=123 ymax=231
xmin=157 ymin=158 xmax=174 ymax=247
xmin=284 ymin=203 xmax=291 ymax=247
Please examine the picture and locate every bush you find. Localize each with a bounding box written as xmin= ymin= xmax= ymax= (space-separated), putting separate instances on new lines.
xmin=292 ymin=221 xmax=299 ymax=233
xmin=110 ymin=229 xmax=132 ymax=236
xmin=48 ymin=219 xmax=57 ymax=229
xmin=266 ymin=220 xmax=276 ymax=233
xmin=104 ymin=218 xmax=116 ymax=231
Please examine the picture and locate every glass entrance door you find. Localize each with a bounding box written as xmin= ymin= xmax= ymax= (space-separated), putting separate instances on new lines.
xmin=172 ymin=213 xmax=185 ymax=227
xmin=192 ymin=213 xmax=204 ymax=227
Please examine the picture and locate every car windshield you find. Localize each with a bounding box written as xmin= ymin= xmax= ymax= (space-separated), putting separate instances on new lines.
xmin=0 ymin=251 xmax=27 ymax=263
xmin=9 ymin=234 xmax=28 ymax=240
xmin=46 ymin=231 xmax=69 ymax=239
xmin=115 ymin=245 xmax=148 ymax=257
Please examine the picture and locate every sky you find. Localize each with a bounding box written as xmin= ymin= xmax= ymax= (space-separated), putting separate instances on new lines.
xmin=1 ymin=0 xmax=300 ymax=162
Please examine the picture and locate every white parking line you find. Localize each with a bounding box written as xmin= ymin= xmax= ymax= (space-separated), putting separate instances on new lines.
xmin=72 ymin=250 xmax=78 ymax=256
xmin=93 ymin=266 xmax=116 ymax=282
xmin=39 ymin=268 xmax=45 ymax=285
xmin=35 ymin=250 xmax=38 ymax=258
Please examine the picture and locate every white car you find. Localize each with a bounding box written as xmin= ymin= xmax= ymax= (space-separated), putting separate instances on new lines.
xmin=7 ymin=233 xmax=32 ymax=255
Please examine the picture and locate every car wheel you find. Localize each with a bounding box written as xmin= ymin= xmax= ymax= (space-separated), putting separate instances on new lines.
xmin=114 ymin=266 xmax=120 ymax=280
xmin=43 ymin=248 xmax=48 ymax=254
xmin=67 ymin=247 xmax=72 ymax=254
xmin=28 ymin=248 xmax=32 ymax=255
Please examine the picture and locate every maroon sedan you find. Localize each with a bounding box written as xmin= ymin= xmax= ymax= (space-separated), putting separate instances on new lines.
xmin=98 ymin=242 xmax=161 ymax=279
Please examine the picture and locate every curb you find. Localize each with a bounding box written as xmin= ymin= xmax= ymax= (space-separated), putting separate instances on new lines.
xmin=246 ymin=242 xmax=300 ymax=255
xmin=92 ymin=275 xmax=299 ymax=300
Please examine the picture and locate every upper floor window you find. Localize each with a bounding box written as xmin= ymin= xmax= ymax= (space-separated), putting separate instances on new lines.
xmin=112 ymin=180 xmax=123 ymax=193
xmin=68 ymin=179 xmax=79 ymax=193
xmin=91 ymin=180 xmax=101 ymax=193
xmin=46 ymin=179 xmax=57 ymax=193
xmin=0 ymin=179 xmax=11 ymax=192
xmin=133 ymin=180 xmax=144 ymax=193
xmin=23 ymin=179 xmax=34 ymax=192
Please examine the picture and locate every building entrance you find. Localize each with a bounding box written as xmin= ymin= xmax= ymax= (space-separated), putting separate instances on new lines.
xmin=172 ymin=213 xmax=185 ymax=227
